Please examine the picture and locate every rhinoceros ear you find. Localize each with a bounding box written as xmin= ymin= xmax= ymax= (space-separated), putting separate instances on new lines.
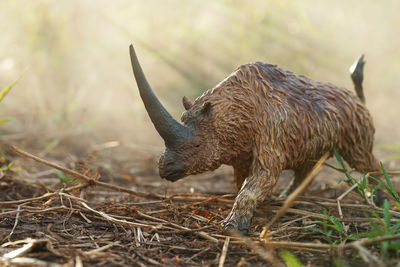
xmin=201 ymin=102 xmax=212 ymax=115
xmin=182 ymin=96 xmax=193 ymax=110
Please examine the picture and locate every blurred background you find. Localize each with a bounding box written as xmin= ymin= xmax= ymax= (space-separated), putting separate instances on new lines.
xmin=0 ymin=0 xmax=399 ymax=182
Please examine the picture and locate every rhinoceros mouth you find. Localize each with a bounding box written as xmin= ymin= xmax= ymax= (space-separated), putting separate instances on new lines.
xmin=160 ymin=169 xmax=186 ymax=182
xmin=158 ymin=153 xmax=186 ymax=182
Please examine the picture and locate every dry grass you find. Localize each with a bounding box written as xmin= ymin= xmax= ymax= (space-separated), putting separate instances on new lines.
xmin=1 ymin=146 xmax=399 ymax=266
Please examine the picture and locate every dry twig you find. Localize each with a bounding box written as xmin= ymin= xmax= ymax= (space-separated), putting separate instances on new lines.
xmin=233 ymin=232 xmax=285 ymax=267
xmin=11 ymin=146 xmax=161 ymax=199
xmin=136 ymin=210 xmax=219 ymax=243
xmin=80 ymin=202 xmax=155 ymax=229
xmin=81 ymin=241 xmax=121 ymax=256
xmin=218 ymin=237 xmax=230 ymax=267
xmin=260 ymin=152 xmax=329 ymax=238
xmin=351 ymin=242 xmax=384 ymax=266
xmin=2 ymin=204 xmax=21 ymax=242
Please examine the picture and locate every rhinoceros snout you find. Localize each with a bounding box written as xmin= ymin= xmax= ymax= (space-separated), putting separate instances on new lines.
xmin=158 ymin=154 xmax=186 ymax=182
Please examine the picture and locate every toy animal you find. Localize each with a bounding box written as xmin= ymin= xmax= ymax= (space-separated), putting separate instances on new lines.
xmin=129 ymin=45 xmax=380 ymax=233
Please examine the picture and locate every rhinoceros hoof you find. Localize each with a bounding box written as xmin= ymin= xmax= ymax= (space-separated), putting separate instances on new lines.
xmin=222 ymin=214 xmax=251 ymax=235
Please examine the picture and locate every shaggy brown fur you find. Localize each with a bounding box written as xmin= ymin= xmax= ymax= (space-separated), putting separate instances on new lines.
xmin=129 ymin=46 xmax=379 ymax=234
xmin=175 ymin=62 xmax=379 ymax=232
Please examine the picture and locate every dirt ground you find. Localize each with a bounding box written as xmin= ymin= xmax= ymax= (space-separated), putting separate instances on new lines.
xmin=0 ymin=132 xmax=399 ymax=267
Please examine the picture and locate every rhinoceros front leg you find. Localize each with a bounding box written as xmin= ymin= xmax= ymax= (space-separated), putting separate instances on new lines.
xmin=223 ymin=156 xmax=282 ymax=234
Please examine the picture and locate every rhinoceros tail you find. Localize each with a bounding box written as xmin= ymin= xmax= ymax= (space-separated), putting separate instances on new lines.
xmin=350 ymin=54 xmax=366 ymax=104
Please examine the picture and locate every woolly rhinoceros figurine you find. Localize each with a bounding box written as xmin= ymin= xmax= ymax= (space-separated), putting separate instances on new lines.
xmin=129 ymin=45 xmax=379 ymax=234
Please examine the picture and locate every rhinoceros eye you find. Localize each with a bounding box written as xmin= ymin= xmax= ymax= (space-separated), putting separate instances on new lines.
xmin=193 ymin=137 xmax=202 ymax=148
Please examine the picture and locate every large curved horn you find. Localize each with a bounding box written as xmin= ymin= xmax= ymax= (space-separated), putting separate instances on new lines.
xmin=129 ymin=44 xmax=187 ymax=147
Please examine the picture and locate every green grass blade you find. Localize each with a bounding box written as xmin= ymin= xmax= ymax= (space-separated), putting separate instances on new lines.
xmin=329 ymin=216 xmax=344 ymax=233
xmin=381 ymin=163 xmax=394 ymax=189
xmin=279 ymin=250 xmax=304 ymax=267
xmin=380 ymin=162 xmax=400 ymax=202
xmin=345 ymin=232 xmax=368 ymax=240
xmin=384 ymin=199 xmax=391 ymax=234
xmin=324 ymin=162 xmax=346 ymax=173
xmin=362 ymin=175 xmax=367 ymax=189
xmin=56 ymin=170 xmax=79 ymax=183
xmin=0 ymin=77 xmax=20 ymax=103
xmin=333 ymin=145 xmax=346 ymax=170
xmin=0 ymin=118 xmax=11 ymax=125
xmin=367 ymin=211 xmax=385 ymax=238
xmin=372 ymin=182 xmax=383 ymax=193
xmin=389 ymin=220 xmax=400 ymax=235
xmin=308 ymin=226 xmax=325 ymax=235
